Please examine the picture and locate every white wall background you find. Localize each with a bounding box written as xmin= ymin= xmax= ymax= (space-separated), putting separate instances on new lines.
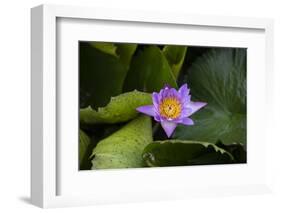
xmin=0 ymin=0 xmax=280 ymax=212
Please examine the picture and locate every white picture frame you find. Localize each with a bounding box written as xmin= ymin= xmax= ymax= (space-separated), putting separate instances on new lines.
xmin=31 ymin=4 xmax=274 ymax=208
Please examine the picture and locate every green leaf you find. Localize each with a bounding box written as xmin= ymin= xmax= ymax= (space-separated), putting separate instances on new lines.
xmin=142 ymin=140 xmax=234 ymax=167
xmin=116 ymin=43 xmax=137 ymax=69
xmin=80 ymin=90 xmax=152 ymax=124
xmin=123 ymin=45 xmax=177 ymax=93
xmin=163 ymin=45 xmax=187 ymax=79
xmin=79 ymin=42 xmax=128 ymax=109
xmin=174 ymin=48 xmax=247 ymax=145
xmin=91 ymin=115 xmax=153 ymax=169
xmin=79 ymin=129 xmax=92 ymax=170
xmin=90 ymin=42 xmax=118 ymax=57
xmin=90 ymin=42 xmax=137 ymax=69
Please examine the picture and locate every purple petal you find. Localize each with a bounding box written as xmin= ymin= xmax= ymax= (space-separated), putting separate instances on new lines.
xmin=164 ymin=84 xmax=171 ymax=89
xmin=136 ymin=105 xmax=156 ymax=117
xmin=154 ymin=114 xmax=161 ymax=122
xmin=178 ymin=84 xmax=190 ymax=97
xmin=159 ymin=88 xmax=165 ymax=100
xmin=179 ymin=107 xmax=192 ymax=118
xmin=178 ymin=117 xmax=194 ymax=125
xmin=169 ymin=88 xmax=178 ymax=97
xmin=152 ymin=92 xmax=160 ymax=108
xmin=161 ymin=121 xmax=177 ymax=138
xmin=179 ymin=85 xmax=191 ymax=106
xmin=161 ymin=87 xmax=178 ymax=99
xmin=160 ymin=88 xmax=169 ymax=98
xmin=187 ymin=95 xmax=191 ymax=102
xmin=186 ymin=101 xmax=207 ymax=116
xmin=181 ymin=95 xmax=191 ymax=107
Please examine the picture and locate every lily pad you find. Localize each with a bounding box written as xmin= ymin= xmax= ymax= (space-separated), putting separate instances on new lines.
xmin=80 ymin=90 xmax=152 ymax=124
xmin=123 ymin=45 xmax=177 ymax=93
xmin=142 ymin=140 xmax=234 ymax=167
xmin=163 ymin=45 xmax=187 ymax=79
xmin=174 ymin=48 xmax=247 ymax=145
xmin=79 ymin=129 xmax=92 ymax=170
xmin=91 ymin=115 xmax=153 ymax=169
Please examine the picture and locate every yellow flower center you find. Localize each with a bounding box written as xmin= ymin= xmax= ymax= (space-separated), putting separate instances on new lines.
xmin=159 ymin=97 xmax=182 ymax=119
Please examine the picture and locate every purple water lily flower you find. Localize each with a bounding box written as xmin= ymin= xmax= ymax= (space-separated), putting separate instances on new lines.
xmin=136 ymin=84 xmax=207 ymax=138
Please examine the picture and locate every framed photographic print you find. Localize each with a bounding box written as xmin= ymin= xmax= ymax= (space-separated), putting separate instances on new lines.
xmin=31 ymin=4 xmax=274 ymax=208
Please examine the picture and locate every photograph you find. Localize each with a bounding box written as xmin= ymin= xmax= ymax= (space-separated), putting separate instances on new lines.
xmin=78 ymin=42 xmax=247 ymax=170
xmin=26 ymin=2 xmax=279 ymax=209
